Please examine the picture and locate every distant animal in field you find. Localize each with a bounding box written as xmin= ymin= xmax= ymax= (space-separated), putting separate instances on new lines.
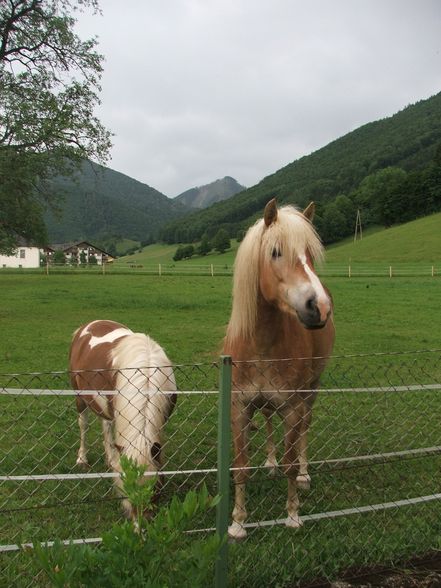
xmin=69 ymin=320 xmax=177 ymax=518
xmin=223 ymin=198 xmax=335 ymax=540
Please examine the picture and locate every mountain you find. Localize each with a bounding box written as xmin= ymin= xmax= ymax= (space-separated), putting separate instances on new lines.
xmin=174 ymin=176 xmax=245 ymax=209
xmin=44 ymin=161 xmax=190 ymax=242
xmin=160 ymin=91 xmax=441 ymax=244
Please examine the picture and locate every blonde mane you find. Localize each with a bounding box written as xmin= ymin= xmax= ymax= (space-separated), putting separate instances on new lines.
xmin=112 ymin=333 xmax=176 ymax=466
xmin=225 ymin=205 xmax=324 ymax=344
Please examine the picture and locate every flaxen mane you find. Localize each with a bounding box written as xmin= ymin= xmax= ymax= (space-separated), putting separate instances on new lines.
xmin=226 ymin=206 xmax=324 ymax=343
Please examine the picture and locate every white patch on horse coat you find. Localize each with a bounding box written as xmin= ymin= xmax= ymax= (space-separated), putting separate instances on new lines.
xmin=87 ymin=328 xmax=133 ymax=349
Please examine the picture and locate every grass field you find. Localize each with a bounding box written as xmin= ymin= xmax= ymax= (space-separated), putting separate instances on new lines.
xmin=0 ymin=273 xmax=440 ymax=586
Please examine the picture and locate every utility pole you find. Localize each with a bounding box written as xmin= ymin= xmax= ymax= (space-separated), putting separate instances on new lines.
xmin=354 ymin=209 xmax=363 ymax=242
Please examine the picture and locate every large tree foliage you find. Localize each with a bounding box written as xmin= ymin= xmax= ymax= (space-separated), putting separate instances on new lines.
xmin=0 ymin=0 xmax=112 ymax=253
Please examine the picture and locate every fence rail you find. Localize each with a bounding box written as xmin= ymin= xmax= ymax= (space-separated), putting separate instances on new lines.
xmin=1 ymin=350 xmax=441 ymax=586
xmin=1 ymin=262 xmax=440 ymax=277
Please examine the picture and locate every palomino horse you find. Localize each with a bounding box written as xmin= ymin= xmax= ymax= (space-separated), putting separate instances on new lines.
xmin=223 ymin=198 xmax=335 ymax=540
xmin=69 ymin=320 xmax=177 ymax=518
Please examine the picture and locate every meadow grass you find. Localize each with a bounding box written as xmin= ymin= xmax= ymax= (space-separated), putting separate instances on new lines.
xmin=0 ymin=273 xmax=440 ymax=586
xmin=326 ymin=211 xmax=441 ymax=263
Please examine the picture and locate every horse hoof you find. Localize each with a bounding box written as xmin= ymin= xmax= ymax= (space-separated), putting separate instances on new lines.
xmin=285 ymin=515 xmax=303 ymax=529
xmin=228 ymin=521 xmax=247 ymax=541
xmin=296 ymin=474 xmax=311 ymax=490
xmin=76 ymin=458 xmax=89 ymax=469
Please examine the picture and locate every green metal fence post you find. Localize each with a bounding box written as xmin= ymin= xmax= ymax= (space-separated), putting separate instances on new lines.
xmin=215 ymin=355 xmax=232 ymax=588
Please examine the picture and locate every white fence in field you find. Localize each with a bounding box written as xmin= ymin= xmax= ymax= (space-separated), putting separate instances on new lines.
xmin=1 ymin=262 xmax=439 ymax=277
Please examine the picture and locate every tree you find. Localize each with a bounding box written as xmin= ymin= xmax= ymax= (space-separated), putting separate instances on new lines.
xmin=197 ymin=233 xmax=211 ymax=256
xmin=212 ymin=228 xmax=230 ymax=253
xmin=236 ymin=228 xmax=246 ymax=242
xmin=0 ymin=0 xmax=112 ymax=254
xmin=321 ymin=203 xmax=347 ymax=243
xmin=53 ymin=249 xmax=65 ymax=265
xmin=182 ymin=244 xmax=194 ymax=259
xmin=173 ymin=246 xmax=185 ymax=261
xmin=356 ymin=167 xmax=407 ymax=227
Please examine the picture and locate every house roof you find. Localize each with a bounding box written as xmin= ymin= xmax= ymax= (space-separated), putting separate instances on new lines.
xmin=44 ymin=241 xmax=113 ymax=257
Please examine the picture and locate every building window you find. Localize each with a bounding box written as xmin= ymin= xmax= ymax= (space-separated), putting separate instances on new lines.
xmin=20 ymin=249 xmax=26 ymax=258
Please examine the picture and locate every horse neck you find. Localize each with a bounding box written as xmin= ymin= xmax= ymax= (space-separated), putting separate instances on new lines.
xmin=227 ymin=293 xmax=301 ymax=360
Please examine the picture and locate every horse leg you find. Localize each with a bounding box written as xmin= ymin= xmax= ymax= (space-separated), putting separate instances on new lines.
xmin=262 ymin=408 xmax=278 ymax=476
xmin=229 ymin=403 xmax=252 ymax=541
xmin=281 ymin=406 xmax=303 ymax=529
xmin=102 ymin=419 xmax=119 ymax=470
xmin=296 ymin=391 xmax=317 ymax=490
xmin=75 ymin=396 xmax=89 ymax=468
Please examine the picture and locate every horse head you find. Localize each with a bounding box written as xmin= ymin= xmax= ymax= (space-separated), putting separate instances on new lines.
xmin=259 ymin=198 xmax=332 ymax=330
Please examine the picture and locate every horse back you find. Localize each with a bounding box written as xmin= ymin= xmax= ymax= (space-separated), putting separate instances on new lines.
xmin=69 ymin=320 xmax=132 ymax=419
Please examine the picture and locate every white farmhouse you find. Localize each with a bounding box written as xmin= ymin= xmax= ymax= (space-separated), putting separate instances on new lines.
xmin=43 ymin=241 xmax=114 ymax=265
xmin=0 ymin=245 xmax=40 ymax=268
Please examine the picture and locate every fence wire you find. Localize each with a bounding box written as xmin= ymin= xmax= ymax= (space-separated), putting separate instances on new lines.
xmin=0 ymin=350 xmax=440 ymax=587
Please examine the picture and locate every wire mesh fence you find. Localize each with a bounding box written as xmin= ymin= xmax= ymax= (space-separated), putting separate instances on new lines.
xmin=1 ymin=350 xmax=441 ymax=587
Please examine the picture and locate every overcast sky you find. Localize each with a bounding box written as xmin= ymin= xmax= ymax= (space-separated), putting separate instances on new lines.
xmin=76 ymin=0 xmax=441 ymax=197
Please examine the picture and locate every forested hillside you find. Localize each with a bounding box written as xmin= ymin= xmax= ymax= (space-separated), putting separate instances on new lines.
xmin=44 ymin=160 xmax=189 ymax=243
xmin=160 ymin=92 xmax=441 ymax=244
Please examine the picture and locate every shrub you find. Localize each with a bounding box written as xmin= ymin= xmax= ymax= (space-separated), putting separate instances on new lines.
xmin=31 ymin=457 xmax=223 ymax=587
xmin=212 ymin=229 xmax=230 ymax=254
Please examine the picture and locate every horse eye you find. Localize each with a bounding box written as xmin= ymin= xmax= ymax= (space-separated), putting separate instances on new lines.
xmin=272 ymin=248 xmax=282 ymax=259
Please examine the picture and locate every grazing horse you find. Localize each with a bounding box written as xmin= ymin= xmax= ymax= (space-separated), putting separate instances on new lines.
xmin=69 ymin=320 xmax=177 ymax=518
xmin=223 ymin=199 xmax=335 ymax=540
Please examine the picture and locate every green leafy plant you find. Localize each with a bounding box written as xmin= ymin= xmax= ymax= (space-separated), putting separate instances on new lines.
xmin=31 ymin=456 xmax=223 ymax=587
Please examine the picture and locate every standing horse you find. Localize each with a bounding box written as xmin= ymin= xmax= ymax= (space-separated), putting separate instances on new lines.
xmin=223 ymin=199 xmax=335 ymax=540
xmin=69 ymin=320 xmax=177 ymax=518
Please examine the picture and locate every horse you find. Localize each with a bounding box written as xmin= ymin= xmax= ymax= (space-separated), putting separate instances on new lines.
xmin=69 ymin=320 xmax=177 ymax=518
xmin=223 ymin=198 xmax=335 ymax=540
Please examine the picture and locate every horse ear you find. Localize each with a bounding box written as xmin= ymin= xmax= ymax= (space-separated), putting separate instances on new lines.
xmin=264 ymin=198 xmax=278 ymax=226
xmin=303 ymin=201 xmax=315 ymax=221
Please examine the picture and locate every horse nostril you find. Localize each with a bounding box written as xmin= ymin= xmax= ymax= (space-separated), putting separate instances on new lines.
xmin=306 ymin=297 xmax=316 ymax=312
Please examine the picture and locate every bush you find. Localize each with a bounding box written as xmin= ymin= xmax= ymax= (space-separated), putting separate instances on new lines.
xmin=198 ymin=234 xmax=212 ymax=256
xmin=31 ymin=457 xmax=223 ymax=587
xmin=212 ymin=229 xmax=230 ymax=254
xmin=173 ymin=246 xmax=185 ymax=261
xmin=53 ymin=250 xmax=66 ymax=265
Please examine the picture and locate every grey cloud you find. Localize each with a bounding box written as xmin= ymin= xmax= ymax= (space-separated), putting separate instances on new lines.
xmin=76 ymin=0 xmax=441 ymax=195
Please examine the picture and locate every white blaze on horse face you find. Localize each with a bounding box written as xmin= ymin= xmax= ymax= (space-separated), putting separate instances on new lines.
xmin=283 ymin=252 xmax=330 ymax=323
xmin=298 ymin=253 xmax=330 ymax=322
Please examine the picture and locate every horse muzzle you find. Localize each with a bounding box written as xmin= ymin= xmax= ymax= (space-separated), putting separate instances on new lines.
xmin=297 ymin=295 xmax=331 ymax=330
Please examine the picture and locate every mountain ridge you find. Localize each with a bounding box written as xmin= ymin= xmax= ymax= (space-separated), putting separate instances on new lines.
xmin=44 ymin=160 xmax=190 ymax=242
xmin=159 ymin=91 xmax=441 ymax=244
xmin=174 ymin=176 xmax=246 ymax=209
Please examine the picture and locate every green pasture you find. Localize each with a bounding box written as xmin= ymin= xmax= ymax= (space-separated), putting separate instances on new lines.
xmin=326 ymin=211 xmax=441 ymax=263
xmin=116 ymin=240 xmax=240 ymax=268
xmin=0 ymin=273 xmax=441 ymax=586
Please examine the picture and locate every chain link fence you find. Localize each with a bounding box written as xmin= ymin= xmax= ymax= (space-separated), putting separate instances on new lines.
xmin=1 ymin=350 xmax=441 ymax=586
